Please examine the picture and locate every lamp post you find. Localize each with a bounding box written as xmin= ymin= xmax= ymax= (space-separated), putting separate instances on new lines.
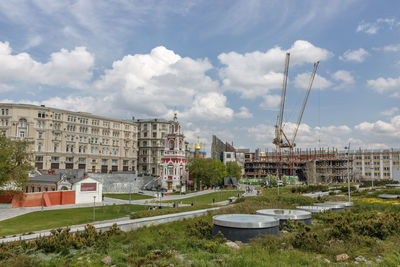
xmin=93 ymin=196 xmax=96 ymax=221
xmin=129 ymin=181 xmax=132 ymax=205
xmin=345 ymin=143 xmax=351 ymax=202
xmin=371 ymin=166 xmax=374 ymax=189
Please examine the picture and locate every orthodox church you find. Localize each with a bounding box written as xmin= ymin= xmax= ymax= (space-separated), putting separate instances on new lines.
xmin=161 ymin=111 xmax=187 ymax=191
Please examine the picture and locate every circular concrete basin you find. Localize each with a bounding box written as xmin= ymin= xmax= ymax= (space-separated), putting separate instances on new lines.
xmin=256 ymin=209 xmax=312 ymax=225
xmin=314 ymin=202 xmax=345 ymax=212
xmin=323 ymin=201 xmax=354 ymax=208
xmin=212 ymin=214 xmax=279 ymax=242
xmin=296 ymin=205 xmax=331 ymax=213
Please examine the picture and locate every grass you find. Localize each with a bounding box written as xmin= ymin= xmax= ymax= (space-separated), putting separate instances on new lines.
xmin=104 ymin=193 xmax=153 ymax=200
xmin=0 ymin=204 xmax=148 ymax=237
xmin=164 ymin=190 xmax=244 ymax=205
xmin=4 ymin=187 xmax=400 ymax=266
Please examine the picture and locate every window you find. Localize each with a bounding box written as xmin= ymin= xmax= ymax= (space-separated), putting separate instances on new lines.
xmin=36 ymin=121 xmax=45 ymax=128
xmin=53 ymin=122 xmax=61 ymax=130
xmin=38 ymin=132 xmax=43 ymax=139
xmin=38 ymin=111 xmax=46 ymax=118
xmin=1 ymin=119 xmax=8 ymax=126
xmin=67 ymin=125 xmax=75 ymax=132
xmin=1 ymin=108 xmax=9 ymax=115
xmin=112 ymin=159 xmax=118 ymax=166
xmin=113 ymin=123 xmax=120 ymax=129
xmin=125 ymin=125 xmax=130 ymax=130
xmin=102 ymin=129 xmax=110 ymax=136
xmin=143 ymin=124 xmax=148 ymax=131
xmin=19 ymin=131 xmax=25 ymax=138
xmin=153 ymin=132 xmax=157 ymax=138
xmin=92 ymin=119 xmax=99 ymax=126
xmin=51 ymin=156 xmax=59 ymax=163
xmin=162 ymin=124 xmax=166 ymax=130
xmin=1 ymin=130 xmax=6 ymax=136
xmin=19 ymin=119 xmax=27 ymax=127
xmin=227 ymin=154 xmax=231 ymax=158
xmin=168 ymin=168 xmax=173 ymax=175
xmin=143 ymin=141 xmax=147 ymax=147
xmin=102 ymin=159 xmax=108 ymax=165
xmin=79 ymin=158 xmax=86 ymax=163
xmin=79 ymin=118 xmax=88 ymax=124
xmin=152 ymin=124 xmax=157 ymax=130
xmin=66 ymin=157 xmax=74 ymax=163
xmin=35 ymin=156 xmax=43 ymax=162
xmin=103 ymin=121 xmax=110 ymax=127
xmin=169 ymin=140 xmax=174 ymax=150
xmin=112 ymin=131 xmax=120 ymax=137
xmin=54 ymin=144 xmax=58 ymax=152
xmin=37 ymin=143 xmax=42 ymax=152
xmin=54 ymin=113 xmax=61 ymax=120
xmin=123 ymin=160 xmax=129 ymax=166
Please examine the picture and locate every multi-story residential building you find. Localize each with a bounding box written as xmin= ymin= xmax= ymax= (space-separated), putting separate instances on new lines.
xmin=136 ymin=118 xmax=172 ymax=176
xmin=0 ymin=103 xmax=138 ymax=173
xmin=350 ymin=149 xmax=400 ymax=181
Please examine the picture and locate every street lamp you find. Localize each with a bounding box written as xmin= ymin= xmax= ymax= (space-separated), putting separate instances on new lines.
xmin=93 ymin=196 xmax=96 ymax=221
xmin=344 ymin=143 xmax=351 ymax=202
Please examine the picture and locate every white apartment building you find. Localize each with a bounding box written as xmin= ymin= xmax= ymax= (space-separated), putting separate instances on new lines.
xmin=0 ymin=103 xmax=138 ymax=173
xmin=350 ymin=149 xmax=400 ymax=181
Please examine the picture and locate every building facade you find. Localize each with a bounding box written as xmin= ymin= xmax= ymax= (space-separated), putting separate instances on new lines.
xmin=351 ymin=149 xmax=400 ymax=181
xmin=136 ymin=118 xmax=172 ymax=176
xmin=0 ymin=103 xmax=138 ymax=173
xmin=161 ymin=113 xmax=186 ymax=191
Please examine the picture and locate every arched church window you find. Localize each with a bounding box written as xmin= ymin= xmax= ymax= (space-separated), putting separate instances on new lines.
xmin=169 ymin=140 xmax=174 ymax=150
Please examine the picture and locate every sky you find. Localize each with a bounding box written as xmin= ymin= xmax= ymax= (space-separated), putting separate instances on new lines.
xmin=0 ymin=0 xmax=400 ymax=153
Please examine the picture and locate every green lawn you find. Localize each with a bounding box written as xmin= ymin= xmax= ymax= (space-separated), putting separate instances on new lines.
xmin=164 ymin=190 xmax=244 ymax=205
xmin=0 ymin=204 xmax=148 ymax=237
xmin=104 ymin=193 xmax=153 ymax=200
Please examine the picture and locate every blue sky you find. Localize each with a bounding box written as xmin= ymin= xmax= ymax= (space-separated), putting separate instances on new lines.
xmin=1 ymin=0 xmax=400 ymax=152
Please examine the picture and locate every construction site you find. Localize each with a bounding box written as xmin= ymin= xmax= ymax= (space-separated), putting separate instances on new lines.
xmin=242 ymin=148 xmax=352 ymax=184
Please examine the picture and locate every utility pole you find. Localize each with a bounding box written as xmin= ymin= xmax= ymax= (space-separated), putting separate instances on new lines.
xmin=93 ymin=196 xmax=96 ymax=221
xmin=345 ymin=143 xmax=351 ymax=202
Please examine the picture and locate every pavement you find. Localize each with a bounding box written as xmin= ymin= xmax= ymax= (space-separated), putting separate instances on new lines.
xmin=0 ymin=189 xmax=220 ymax=222
xmin=0 ymin=206 xmax=223 ymax=243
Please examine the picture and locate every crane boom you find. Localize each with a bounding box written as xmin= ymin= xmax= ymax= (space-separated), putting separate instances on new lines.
xmin=291 ymin=61 xmax=319 ymax=146
xmin=274 ymin=52 xmax=290 ymax=146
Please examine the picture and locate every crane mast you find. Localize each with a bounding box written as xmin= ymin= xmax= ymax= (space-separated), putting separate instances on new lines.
xmin=274 ymin=52 xmax=290 ymax=147
xmin=291 ymin=61 xmax=320 ymax=147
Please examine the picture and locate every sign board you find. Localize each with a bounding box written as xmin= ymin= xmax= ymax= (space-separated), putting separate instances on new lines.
xmin=81 ymin=182 xmax=97 ymax=192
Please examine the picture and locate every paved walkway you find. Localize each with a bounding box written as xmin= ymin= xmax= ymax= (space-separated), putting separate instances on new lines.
xmin=0 ymin=207 xmax=223 ymax=243
xmin=0 ymin=189 xmax=218 ymax=222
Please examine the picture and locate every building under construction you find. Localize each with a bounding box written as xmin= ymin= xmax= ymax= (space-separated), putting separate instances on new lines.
xmin=243 ymin=148 xmax=353 ymax=184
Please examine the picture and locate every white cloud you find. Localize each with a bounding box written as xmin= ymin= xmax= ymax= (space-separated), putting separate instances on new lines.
xmin=0 ymin=41 xmax=94 ymax=89
xmin=218 ymin=40 xmax=333 ymax=98
xmin=247 ymin=122 xmax=352 ymax=149
xmin=294 ymin=73 xmax=332 ymax=90
xmin=180 ymin=92 xmax=234 ymax=122
xmin=236 ymin=106 xmax=253 ymax=119
xmin=93 ymin=46 xmax=232 ymax=121
xmin=339 ymin=48 xmax=369 ymax=62
xmin=331 ymin=70 xmax=355 ymax=90
xmin=355 ymin=116 xmax=400 ymax=144
xmin=382 ymin=43 xmax=400 ymax=52
xmin=367 ymin=76 xmax=400 ymax=93
xmin=357 ymin=18 xmax=400 ymax=35
xmin=260 ymin=94 xmax=281 ymax=110
xmin=381 ymin=107 xmax=399 ymax=116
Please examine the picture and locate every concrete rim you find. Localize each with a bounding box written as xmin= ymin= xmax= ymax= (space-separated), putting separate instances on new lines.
xmin=256 ymin=209 xmax=311 ymax=220
xmin=213 ymin=214 xmax=279 ymax=228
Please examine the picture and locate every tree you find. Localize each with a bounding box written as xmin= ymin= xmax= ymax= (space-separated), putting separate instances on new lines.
xmin=0 ymin=136 xmax=32 ymax=189
xmin=188 ymin=158 xmax=227 ymax=187
xmin=225 ymin=161 xmax=242 ymax=180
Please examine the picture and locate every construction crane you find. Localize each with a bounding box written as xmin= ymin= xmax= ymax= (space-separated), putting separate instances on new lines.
xmin=273 ymin=53 xmax=320 ymax=149
xmin=272 ymin=52 xmax=319 ymax=178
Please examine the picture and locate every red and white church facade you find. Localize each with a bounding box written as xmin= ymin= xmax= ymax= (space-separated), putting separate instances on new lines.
xmin=161 ymin=112 xmax=187 ymax=191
